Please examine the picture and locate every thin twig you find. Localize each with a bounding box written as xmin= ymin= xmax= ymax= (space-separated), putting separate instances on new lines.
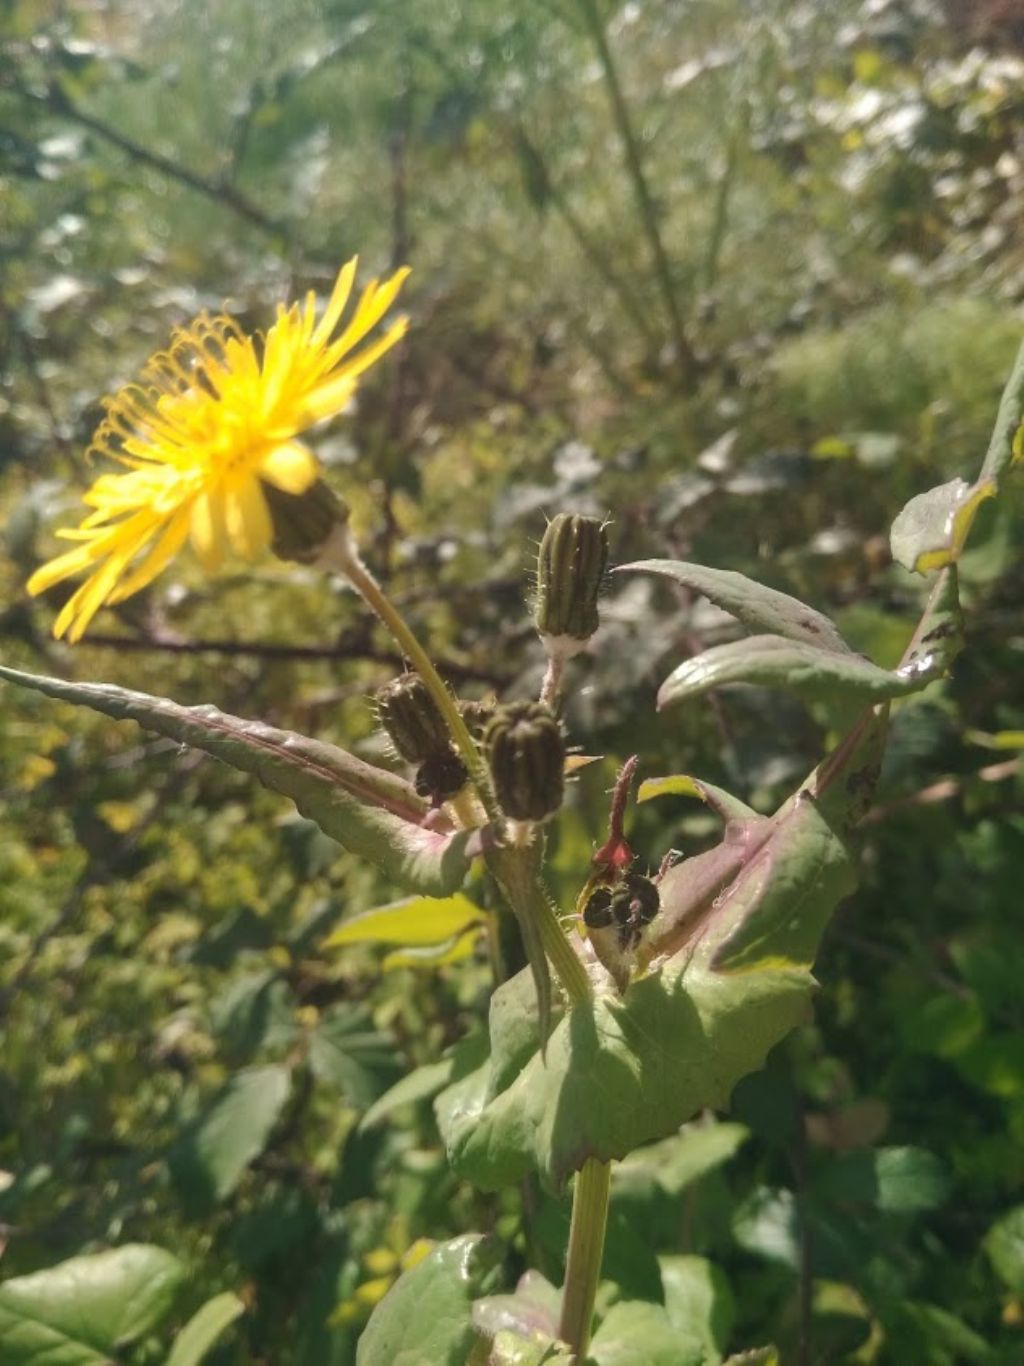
xmin=67 ymin=630 xmax=507 ymax=686
xmin=573 ymin=0 xmax=699 ymax=389
xmin=22 ymin=83 xmax=286 ymax=239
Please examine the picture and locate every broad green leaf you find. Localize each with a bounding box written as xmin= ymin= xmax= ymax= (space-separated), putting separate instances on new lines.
xmin=169 ymin=1064 xmax=291 ymax=1214
xmin=732 ymin=1188 xmax=799 ymax=1268
xmin=616 ymin=1123 xmax=750 ymax=1198
xmin=436 ymin=720 xmax=881 ymax=1189
xmin=814 ymin=1146 xmax=951 ymax=1213
xmin=166 ymin=1292 xmax=245 ymax=1366
xmin=656 ymin=634 xmax=932 ymax=711
xmin=325 ymin=893 xmax=487 ymax=949
xmin=979 ymin=334 xmax=1024 ymax=487
xmin=890 ymin=476 xmax=995 ymax=574
xmin=308 ymin=1005 xmax=399 ymax=1109
xmin=618 ymin=559 xmax=852 ymax=654
xmin=0 ymin=665 xmax=474 ymax=896
xmin=984 ymin=1205 xmax=1024 ymax=1294
xmin=588 ymin=1301 xmax=705 ymax=1366
xmin=436 ymin=956 xmax=811 ymax=1191
xmin=356 ymin=1234 xmax=503 ymax=1366
xmin=660 ymin=1255 xmax=735 ymax=1364
xmin=636 ymin=774 xmax=758 ymax=823
xmin=0 ymin=1244 xmax=184 ymax=1365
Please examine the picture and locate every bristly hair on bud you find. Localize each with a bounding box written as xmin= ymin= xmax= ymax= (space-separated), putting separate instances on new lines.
xmin=534 ymin=512 xmax=609 ymax=646
xmin=262 ymin=479 xmax=351 ymax=565
xmin=484 ymin=700 xmax=565 ymax=823
xmin=376 ymin=672 xmax=453 ymax=765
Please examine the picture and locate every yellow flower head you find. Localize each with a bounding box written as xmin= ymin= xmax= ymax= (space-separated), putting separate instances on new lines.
xmin=27 ymin=258 xmax=409 ymax=642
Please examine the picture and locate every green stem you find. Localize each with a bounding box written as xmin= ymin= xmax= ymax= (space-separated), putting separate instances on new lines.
xmin=334 ymin=538 xmax=500 ymax=824
xmin=574 ymin=0 xmax=698 ymax=390
xmin=559 ymin=1156 xmax=612 ymax=1358
xmin=331 ymin=532 xmax=592 ymax=1010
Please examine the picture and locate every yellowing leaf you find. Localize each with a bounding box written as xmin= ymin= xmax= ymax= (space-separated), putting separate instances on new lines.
xmin=811 ymin=436 xmax=854 ymax=460
xmin=382 ymin=929 xmax=481 ymax=971
xmin=637 ymin=774 xmax=758 ymax=823
xmin=325 ymin=893 xmax=487 ymax=950
xmin=565 ymin=754 xmax=602 ymax=774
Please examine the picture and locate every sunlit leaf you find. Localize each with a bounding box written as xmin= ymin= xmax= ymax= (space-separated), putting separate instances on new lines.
xmin=382 ymin=929 xmax=481 ymax=971
xmin=166 ymin=1292 xmax=246 ymax=1366
xmin=0 ymin=1245 xmax=184 ymax=1365
xmin=325 ymin=893 xmax=488 ymax=949
xmin=890 ymin=476 xmax=995 ymax=574
xmin=618 ymin=559 xmax=852 ymax=654
xmin=660 ymin=1255 xmax=736 ymax=1364
xmin=357 ymin=1234 xmax=503 ymax=1365
xmin=589 ymin=1300 xmax=705 ymax=1365
xmin=656 ymin=634 xmax=933 ymax=711
xmin=0 ymin=665 xmax=474 ymax=895
xmin=637 ymin=774 xmax=758 ymax=822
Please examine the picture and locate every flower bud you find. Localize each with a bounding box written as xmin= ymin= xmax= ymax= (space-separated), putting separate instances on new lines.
xmin=376 ymin=672 xmax=452 ymax=764
xmin=535 ymin=513 xmax=608 ymax=643
xmin=262 ymin=478 xmax=351 ymax=565
xmin=458 ymin=698 xmax=496 ymax=741
xmin=415 ymin=750 xmax=469 ymax=804
xmin=484 ymin=700 xmax=565 ymax=822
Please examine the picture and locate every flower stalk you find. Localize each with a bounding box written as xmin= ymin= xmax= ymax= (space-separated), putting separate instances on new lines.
xmin=559 ymin=1155 xmax=612 ymax=1358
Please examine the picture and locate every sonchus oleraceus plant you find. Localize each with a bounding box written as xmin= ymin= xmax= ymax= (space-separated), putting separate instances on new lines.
xmin=2 ymin=259 xmax=1022 ymax=1364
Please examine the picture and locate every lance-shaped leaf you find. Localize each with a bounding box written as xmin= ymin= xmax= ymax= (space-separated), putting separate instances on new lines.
xmin=0 ymin=665 xmax=474 ymax=896
xmin=617 ymin=559 xmax=852 ymax=654
xmin=656 ymin=635 xmax=935 ymax=711
xmin=435 ymin=715 xmax=886 ymax=1191
xmin=637 ymin=773 xmax=758 ymax=823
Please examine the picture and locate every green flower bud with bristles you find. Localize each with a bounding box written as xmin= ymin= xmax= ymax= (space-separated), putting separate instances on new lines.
xmin=535 ymin=513 xmax=608 ymax=643
xmin=484 ymin=700 xmax=565 ymax=822
xmin=261 ymin=478 xmax=351 ymax=565
xmin=376 ymin=672 xmax=453 ymax=764
xmin=415 ymin=750 xmax=469 ymax=804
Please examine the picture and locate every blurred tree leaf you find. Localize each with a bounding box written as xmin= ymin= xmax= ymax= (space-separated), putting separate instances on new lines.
xmin=168 ymin=1063 xmax=291 ymax=1215
xmin=813 ymin=1146 xmax=952 ymax=1214
xmin=588 ymin=1299 xmax=705 ymax=1365
xmin=984 ymin=1206 xmax=1024 ymax=1296
xmin=165 ymin=1291 xmax=246 ymax=1366
xmin=309 ymin=1004 xmax=400 ymax=1109
xmin=660 ymin=1254 xmax=736 ymax=1364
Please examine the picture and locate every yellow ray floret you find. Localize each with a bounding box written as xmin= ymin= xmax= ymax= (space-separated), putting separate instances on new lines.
xmin=27 ymin=258 xmax=409 ymax=642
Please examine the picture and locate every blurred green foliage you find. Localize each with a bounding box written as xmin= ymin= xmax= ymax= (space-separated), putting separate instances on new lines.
xmin=2 ymin=0 xmax=1024 ymax=1361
